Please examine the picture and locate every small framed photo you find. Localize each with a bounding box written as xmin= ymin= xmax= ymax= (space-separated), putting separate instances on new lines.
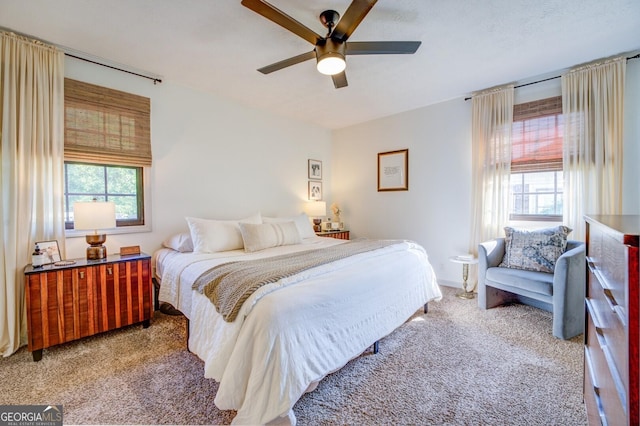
xmin=378 ymin=149 xmax=409 ymax=191
xmin=36 ymin=240 xmax=61 ymax=264
xmin=308 ymin=159 xmax=322 ymax=180
xmin=308 ymin=181 xmax=323 ymax=200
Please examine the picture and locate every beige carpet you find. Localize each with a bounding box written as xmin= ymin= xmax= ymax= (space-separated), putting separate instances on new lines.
xmin=0 ymin=286 xmax=587 ymax=425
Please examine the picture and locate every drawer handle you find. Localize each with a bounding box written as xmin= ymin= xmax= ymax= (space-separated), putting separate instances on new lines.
xmin=587 ymin=258 xmax=610 ymax=290
xmin=584 ymin=346 xmax=600 ymax=390
xmin=603 ymin=289 xmax=627 ymax=328
xmin=602 ymin=289 xmax=617 ymax=311
xmin=107 ymin=267 xmax=113 ymax=275
xmin=79 ymin=271 xmax=84 ymax=279
xmin=585 ymin=298 xmax=604 ymax=330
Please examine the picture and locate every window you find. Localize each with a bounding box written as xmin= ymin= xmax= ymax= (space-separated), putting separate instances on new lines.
xmin=64 ymin=162 xmax=143 ymax=228
xmin=509 ymin=96 xmax=563 ymax=221
xmin=63 ymin=79 xmax=151 ymax=231
xmin=510 ymin=171 xmax=563 ymax=219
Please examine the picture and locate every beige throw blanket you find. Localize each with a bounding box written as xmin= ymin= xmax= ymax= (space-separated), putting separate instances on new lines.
xmin=193 ymin=240 xmax=402 ymax=322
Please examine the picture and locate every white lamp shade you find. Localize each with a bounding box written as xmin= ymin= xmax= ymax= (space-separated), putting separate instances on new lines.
xmin=73 ymin=201 xmax=116 ymax=232
xmin=305 ymin=201 xmax=327 ymax=218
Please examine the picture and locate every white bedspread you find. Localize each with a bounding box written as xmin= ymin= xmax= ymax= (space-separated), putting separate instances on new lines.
xmin=155 ymin=237 xmax=441 ymax=425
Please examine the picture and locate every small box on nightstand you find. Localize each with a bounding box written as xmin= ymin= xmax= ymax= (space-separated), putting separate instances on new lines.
xmin=120 ymin=245 xmax=141 ymax=256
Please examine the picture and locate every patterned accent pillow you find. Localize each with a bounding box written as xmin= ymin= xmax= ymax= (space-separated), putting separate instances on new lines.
xmin=500 ymin=226 xmax=572 ymax=273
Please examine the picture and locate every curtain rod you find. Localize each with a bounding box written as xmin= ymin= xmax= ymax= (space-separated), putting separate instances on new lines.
xmin=1 ymin=26 xmax=162 ymax=84
xmin=464 ymin=53 xmax=640 ymax=101
xmin=65 ymin=53 xmax=162 ymax=84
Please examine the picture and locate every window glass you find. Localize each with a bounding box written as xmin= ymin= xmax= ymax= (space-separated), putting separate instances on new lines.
xmin=510 ymin=171 xmax=563 ymax=219
xmin=64 ymin=162 xmax=143 ymax=229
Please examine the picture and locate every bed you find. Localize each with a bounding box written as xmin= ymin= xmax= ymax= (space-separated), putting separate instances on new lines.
xmin=154 ymin=214 xmax=441 ymax=425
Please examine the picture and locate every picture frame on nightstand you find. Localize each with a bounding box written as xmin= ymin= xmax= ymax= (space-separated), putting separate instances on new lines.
xmin=35 ymin=240 xmax=61 ymax=265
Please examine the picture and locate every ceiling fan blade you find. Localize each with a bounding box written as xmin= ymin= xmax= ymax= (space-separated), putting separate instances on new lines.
xmin=346 ymin=41 xmax=422 ymax=55
xmin=241 ymin=0 xmax=323 ymax=45
xmin=332 ymin=71 xmax=348 ymax=89
xmin=257 ymin=51 xmax=316 ymax=74
xmin=331 ymin=0 xmax=377 ymax=42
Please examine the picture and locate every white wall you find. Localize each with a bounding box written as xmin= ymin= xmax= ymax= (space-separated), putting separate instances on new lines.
xmin=332 ymin=60 xmax=640 ymax=288
xmin=64 ymin=57 xmax=332 ymax=259
xmin=332 ymin=99 xmax=472 ymax=287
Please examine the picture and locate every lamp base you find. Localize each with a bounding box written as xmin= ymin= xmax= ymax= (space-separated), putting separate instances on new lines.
xmin=313 ymin=218 xmax=322 ymax=232
xmin=86 ymin=245 xmax=107 ymax=260
xmin=86 ymin=234 xmax=108 ymax=260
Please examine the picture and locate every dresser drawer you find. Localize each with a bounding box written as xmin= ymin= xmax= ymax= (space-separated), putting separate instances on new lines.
xmin=585 ymin=304 xmax=627 ymax=425
xmin=588 ymin=269 xmax=627 ymax=383
xmin=587 ymin=225 xmax=628 ymax=316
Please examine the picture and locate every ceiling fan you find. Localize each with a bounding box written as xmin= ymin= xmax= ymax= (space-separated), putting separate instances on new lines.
xmin=241 ymin=0 xmax=422 ymax=89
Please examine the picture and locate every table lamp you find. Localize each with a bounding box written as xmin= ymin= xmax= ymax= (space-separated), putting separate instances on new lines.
xmin=305 ymin=201 xmax=327 ymax=232
xmin=73 ymin=200 xmax=116 ymax=260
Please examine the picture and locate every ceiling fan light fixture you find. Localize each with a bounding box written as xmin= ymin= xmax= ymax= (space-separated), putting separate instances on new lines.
xmin=316 ymin=53 xmax=346 ymax=75
xmin=315 ymin=39 xmax=346 ymax=76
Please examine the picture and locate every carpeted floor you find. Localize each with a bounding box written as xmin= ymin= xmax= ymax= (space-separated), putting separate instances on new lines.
xmin=0 ymin=286 xmax=587 ymax=425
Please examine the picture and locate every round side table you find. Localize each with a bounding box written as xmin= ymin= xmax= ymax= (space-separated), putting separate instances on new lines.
xmin=449 ymin=255 xmax=479 ymax=299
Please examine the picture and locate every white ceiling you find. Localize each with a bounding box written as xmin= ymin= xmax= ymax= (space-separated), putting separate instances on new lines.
xmin=2 ymin=0 xmax=639 ymax=129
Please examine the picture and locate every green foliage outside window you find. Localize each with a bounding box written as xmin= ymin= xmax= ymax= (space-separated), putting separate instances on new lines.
xmin=64 ymin=162 xmax=143 ymax=228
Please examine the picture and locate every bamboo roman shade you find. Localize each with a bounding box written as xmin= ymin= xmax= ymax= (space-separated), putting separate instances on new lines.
xmin=511 ymin=96 xmax=563 ymax=173
xmin=64 ymin=78 xmax=151 ymax=166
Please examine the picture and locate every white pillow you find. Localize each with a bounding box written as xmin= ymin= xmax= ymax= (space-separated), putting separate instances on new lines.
xmin=162 ymin=232 xmax=193 ymax=252
xmin=186 ymin=213 xmax=262 ymax=253
xmin=239 ymin=222 xmax=301 ymax=253
xmin=263 ymin=213 xmax=316 ymax=239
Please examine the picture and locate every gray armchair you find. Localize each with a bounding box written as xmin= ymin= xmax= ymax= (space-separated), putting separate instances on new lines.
xmin=478 ymin=238 xmax=586 ymax=340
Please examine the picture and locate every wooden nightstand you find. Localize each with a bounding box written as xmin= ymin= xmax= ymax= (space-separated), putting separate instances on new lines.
xmin=24 ymin=253 xmax=153 ymax=361
xmin=316 ymin=230 xmax=350 ymax=240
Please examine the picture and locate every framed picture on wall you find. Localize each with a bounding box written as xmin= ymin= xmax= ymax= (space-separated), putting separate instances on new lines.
xmin=309 ymin=181 xmax=323 ymax=200
xmin=378 ymin=149 xmax=409 ymax=191
xmin=308 ymin=159 xmax=322 ymax=180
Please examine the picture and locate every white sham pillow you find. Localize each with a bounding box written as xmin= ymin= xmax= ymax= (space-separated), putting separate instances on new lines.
xmin=186 ymin=213 xmax=262 ymax=253
xmin=162 ymin=232 xmax=194 ymax=252
xmin=239 ymin=221 xmax=301 ymax=253
xmin=263 ymin=212 xmax=316 ymax=239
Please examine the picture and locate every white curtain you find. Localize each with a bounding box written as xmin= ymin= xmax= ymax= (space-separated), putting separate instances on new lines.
xmin=0 ymin=32 xmax=65 ymax=356
xmin=562 ymin=56 xmax=626 ymax=241
xmin=469 ymin=85 xmax=514 ymax=254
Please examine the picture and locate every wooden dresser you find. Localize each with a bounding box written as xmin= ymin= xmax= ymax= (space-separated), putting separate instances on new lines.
xmin=584 ymin=215 xmax=639 ymax=425
xmin=24 ymin=253 xmax=153 ymax=361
